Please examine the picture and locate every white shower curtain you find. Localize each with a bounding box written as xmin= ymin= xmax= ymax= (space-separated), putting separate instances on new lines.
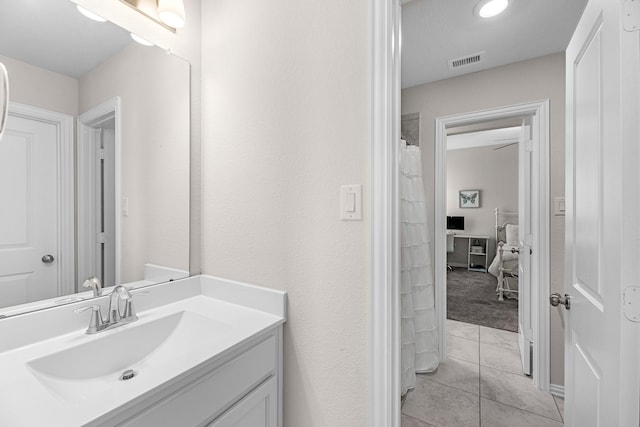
xmin=400 ymin=140 xmax=439 ymax=396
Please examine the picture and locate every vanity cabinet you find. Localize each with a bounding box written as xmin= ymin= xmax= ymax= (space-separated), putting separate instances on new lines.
xmin=107 ymin=327 xmax=283 ymax=427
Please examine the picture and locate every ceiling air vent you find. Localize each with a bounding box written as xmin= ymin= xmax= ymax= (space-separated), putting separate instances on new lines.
xmin=447 ymin=52 xmax=486 ymax=71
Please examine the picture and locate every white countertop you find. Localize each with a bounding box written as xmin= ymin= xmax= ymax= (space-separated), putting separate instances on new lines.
xmin=0 ymin=275 xmax=286 ymax=426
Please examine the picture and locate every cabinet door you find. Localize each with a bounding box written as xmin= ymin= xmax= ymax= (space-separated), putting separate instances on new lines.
xmin=208 ymin=377 xmax=277 ymax=427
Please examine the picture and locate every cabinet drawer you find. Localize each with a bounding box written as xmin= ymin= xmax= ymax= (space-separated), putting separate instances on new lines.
xmin=207 ymin=377 xmax=277 ymax=427
xmin=120 ymin=335 xmax=276 ymax=427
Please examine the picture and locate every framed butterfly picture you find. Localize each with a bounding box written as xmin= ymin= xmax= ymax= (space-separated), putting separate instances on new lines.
xmin=459 ymin=190 xmax=480 ymax=208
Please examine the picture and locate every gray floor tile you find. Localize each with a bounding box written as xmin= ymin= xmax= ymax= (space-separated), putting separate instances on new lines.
xmin=447 ymin=335 xmax=479 ymax=364
xmin=401 ymin=414 xmax=437 ymax=427
xmin=403 ymin=377 xmax=480 ymax=427
xmin=480 ymin=366 xmax=562 ymax=421
xmin=479 ymin=341 xmax=523 ymax=375
xmin=447 ymin=319 xmax=480 ymax=341
xmin=481 ymin=398 xmax=564 ymax=427
xmin=479 ymin=325 xmax=519 ymax=352
xmin=553 ymin=395 xmax=564 ymax=421
xmin=420 ymin=357 xmax=479 ymax=395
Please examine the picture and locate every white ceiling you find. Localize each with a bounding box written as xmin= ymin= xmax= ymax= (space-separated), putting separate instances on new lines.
xmin=0 ymin=0 xmax=132 ymax=78
xmin=401 ymin=0 xmax=588 ymax=88
xmin=447 ymin=126 xmax=519 ymax=151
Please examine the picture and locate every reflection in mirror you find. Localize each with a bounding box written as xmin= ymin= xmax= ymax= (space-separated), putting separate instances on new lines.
xmin=0 ymin=0 xmax=190 ymax=316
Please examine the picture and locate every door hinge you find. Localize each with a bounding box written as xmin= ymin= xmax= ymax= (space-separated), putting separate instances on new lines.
xmin=624 ymin=0 xmax=640 ymax=32
xmin=525 ymin=140 xmax=533 ymax=152
xmin=96 ymin=232 xmax=105 ymax=244
xmin=623 ymin=286 xmax=640 ymax=322
xmin=98 ymin=148 xmax=105 ymax=160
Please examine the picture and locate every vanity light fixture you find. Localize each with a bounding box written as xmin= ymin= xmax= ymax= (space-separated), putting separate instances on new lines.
xmin=157 ymin=0 xmax=186 ymax=28
xmin=130 ymin=33 xmax=154 ymax=46
xmin=76 ymin=5 xmax=107 ymax=23
xmin=475 ymin=0 xmax=509 ymax=18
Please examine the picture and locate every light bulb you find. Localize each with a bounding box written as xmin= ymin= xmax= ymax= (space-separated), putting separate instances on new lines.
xmin=76 ymin=5 xmax=107 ymax=22
xmin=157 ymin=0 xmax=186 ymax=29
xmin=130 ymin=33 xmax=154 ymax=47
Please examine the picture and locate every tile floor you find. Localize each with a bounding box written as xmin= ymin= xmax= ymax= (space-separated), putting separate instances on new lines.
xmin=402 ymin=319 xmax=564 ymax=427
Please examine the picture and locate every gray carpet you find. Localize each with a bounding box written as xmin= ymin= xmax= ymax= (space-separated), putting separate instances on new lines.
xmin=446 ymin=267 xmax=518 ymax=332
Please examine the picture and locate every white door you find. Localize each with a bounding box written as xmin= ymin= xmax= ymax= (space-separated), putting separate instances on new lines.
xmin=93 ymin=127 xmax=116 ymax=287
xmin=101 ymin=128 xmax=116 ymax=287
xmin=517 ymin=117 xmax=532 ymax=376
xmin=0 ymin=114 xmax=58 ymax=307
xmin=564 ymin=0 xmax=639 ymax=425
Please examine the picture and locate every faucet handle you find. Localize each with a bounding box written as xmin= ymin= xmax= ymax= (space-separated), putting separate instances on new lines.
xmin=82 ymin=277 xmax=102 ymax=297
xmin=122 ymin=291 xmax=148 ymax=320
xmin=75 ymin=305 xmax=104 ymax=334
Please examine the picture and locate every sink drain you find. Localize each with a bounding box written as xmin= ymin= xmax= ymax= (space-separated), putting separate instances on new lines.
xmin=120 ymin=369 xmax=136 ymax=381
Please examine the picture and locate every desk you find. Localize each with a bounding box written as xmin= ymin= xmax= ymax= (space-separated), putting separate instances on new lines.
xmin=447 ymin=234 xmax=490 ymax=272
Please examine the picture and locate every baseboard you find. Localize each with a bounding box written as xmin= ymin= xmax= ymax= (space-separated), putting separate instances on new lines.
xmin=549 ymin=383 xmax=565 ymax=398
xmin=448 ymin=262 xmax=467 ymax=268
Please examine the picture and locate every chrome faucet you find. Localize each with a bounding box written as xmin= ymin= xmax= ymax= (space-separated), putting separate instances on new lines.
xmin=82 ymin=276 xmax=102 ymax=297
xmin=76 ymin=285 xmax=140 ymax=334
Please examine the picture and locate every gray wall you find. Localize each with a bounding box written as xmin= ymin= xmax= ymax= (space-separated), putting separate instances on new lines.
xmin=1 ymin=53 xmax=78 ymax=116
xmin=402 ymin=52 xmax=566 ymax=386
xmin=447 ymin=143 xmax=518 ymax=264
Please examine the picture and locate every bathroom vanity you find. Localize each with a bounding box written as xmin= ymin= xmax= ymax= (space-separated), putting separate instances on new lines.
xmin=0 ymin=2 xmax=288 ymax=425
xmin=0 ymin=276 xmax=286 ymax=427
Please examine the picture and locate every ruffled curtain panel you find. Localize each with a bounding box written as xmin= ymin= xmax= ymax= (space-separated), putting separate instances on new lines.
xmin=400 ymin=141 xmax=439 ymax=396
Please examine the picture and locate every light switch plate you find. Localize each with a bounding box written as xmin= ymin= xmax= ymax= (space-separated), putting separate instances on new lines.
xmin=341 ymin=185 xmax=362 ymax=220
xmin=554 ymin=197 xmax=565 ymax=216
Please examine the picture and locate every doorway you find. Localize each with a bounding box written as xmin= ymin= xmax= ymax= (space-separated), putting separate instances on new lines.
xmin=444 ymin=123 xmax=521 ymax=331
xmin=434 ymin=101 xmax=550 ymax=389
xmin=77 ymin=97 xmax=120 ymax=290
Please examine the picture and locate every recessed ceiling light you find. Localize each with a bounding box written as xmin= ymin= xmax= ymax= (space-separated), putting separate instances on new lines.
xmin=76 ymin=5 xmax=107 ymax=22
xmin=475 ymin=0 xmax=509 ymax=18
xmin=130 ymin=33 xmax=154 ymax=47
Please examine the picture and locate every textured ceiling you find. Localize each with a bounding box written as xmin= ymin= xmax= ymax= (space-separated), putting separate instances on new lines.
xmin=401 ymin=0 xmax=588 ymax=88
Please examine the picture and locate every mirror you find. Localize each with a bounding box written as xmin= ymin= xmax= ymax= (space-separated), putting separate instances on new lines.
xmin=0 ymin=0 xmax=190 ymax=316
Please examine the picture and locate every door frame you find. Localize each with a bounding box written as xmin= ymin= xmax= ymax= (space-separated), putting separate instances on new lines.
xmin=77 ymin=97 xmax=121 ymax=288
xmin=434 ymin=101 xmax=550 ymax=390
xmin=371 ymin=0 xmax=401 ymax=425
xmin=6 ymin=101 xmax=75 ymax=297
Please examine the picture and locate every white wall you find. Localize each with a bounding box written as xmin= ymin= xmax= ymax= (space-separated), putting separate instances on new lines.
xmin=402 ymin=52 xmax=566 ymax=386
xmin=201 ymin=1 xmax=371 ymax=426
xmin=447 ymin=144 xmax=518 ymax=263
xmin=0 ymin=54 xmax=78 ymax=117
xmin=79 ymin=43 xmax=190 ymax=283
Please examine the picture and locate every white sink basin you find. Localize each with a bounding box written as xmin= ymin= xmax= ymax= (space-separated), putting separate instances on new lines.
xmin=27 ymin=310 xmax=231 ymax=403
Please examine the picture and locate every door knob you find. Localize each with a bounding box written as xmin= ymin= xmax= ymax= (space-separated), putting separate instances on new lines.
xmin=41 ymin=254 xmax=54 ymax=264
xmin=550 ymin=292 xmax=570 ymax=309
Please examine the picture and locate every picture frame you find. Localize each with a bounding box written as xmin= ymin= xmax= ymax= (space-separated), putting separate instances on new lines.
xmin=459 ymin=190 xmax=480 ymax=208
